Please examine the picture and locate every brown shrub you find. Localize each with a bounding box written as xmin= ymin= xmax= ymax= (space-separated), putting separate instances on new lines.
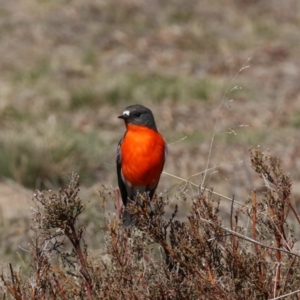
xmin=2 ymin=149 xmax=300 ymax=299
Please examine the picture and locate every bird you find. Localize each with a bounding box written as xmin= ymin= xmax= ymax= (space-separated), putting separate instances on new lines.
xmin=116 ymin=104 xmax=167 ymax=227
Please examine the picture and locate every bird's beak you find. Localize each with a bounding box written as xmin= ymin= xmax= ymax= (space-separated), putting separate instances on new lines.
xmin=118 ymin=110 xmax=130 ymax=119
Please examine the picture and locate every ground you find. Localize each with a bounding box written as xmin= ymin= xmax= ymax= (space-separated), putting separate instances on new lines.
xmin=1 ymin=0 xmax=300 ymax=265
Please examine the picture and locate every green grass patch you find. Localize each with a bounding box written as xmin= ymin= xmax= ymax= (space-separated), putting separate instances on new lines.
xmin=102 ymin=73 xmax=219 ymax=105
xmin=0 ymin=125 xmax=109 ymax=189
xmin=83 ymin=49 xmax=98 ymax=66
xmin=12 ymin=57 xmax=52 ymax=84
xmin=69 ymin=87 xmax=100 ymax=110
xmin=254 ymin=20 xmax=277 ymax=40
xmin=218 ymin=130 xmax=267 ymax=146
xmin=291 ymin=113 xmax=300 ymax=128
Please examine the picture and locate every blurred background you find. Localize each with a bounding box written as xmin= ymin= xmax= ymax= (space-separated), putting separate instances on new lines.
xmin=1 ymin=0 xmax=300 ymax=265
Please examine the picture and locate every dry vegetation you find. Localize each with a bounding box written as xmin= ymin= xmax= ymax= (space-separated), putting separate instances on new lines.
xmin=1 ymin=0 xmax=300 ymax=298
xmin=2 ymin=151 xmax=300 ymax=299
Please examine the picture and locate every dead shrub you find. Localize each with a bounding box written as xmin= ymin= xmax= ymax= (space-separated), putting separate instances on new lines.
xmin=2 ymin=149 xmax=300 ymax=299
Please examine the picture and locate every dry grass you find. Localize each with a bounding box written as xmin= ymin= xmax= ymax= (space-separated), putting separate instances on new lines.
xmin=2 ymin=151 xmax=300 ymax=299
xmin=0 ymin=0 xmax=299 ymax=190
xmin=1 ymin=0 xmax=300 ymax=297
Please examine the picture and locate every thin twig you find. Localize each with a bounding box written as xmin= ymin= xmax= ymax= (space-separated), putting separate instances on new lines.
xmin=252 ymin=190 xmax=259 ymax=254
xmin=269 ymin=289 xmax=300 ymax=300
xmin=201 ymin=58 xmax=251 ymax=188
xmin=288 ymin=202 xmax=300 ymax=225
xmin=273 ymin=263 xmax=281 ymax=298
xmin=203 ymin=218 xmax=300 ymax=258
xmin=163 ymin=171 xmax=246 ymax=207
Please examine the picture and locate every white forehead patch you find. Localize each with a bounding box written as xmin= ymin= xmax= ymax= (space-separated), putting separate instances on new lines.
xmin=123 ymin=110 xmax=130 ymax=116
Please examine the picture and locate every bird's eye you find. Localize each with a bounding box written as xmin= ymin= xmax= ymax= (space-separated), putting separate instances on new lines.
xmin=135 ymin=112 xmax=141 ymax=117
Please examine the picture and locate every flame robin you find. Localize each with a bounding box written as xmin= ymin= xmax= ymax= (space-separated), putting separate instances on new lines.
xmin=116 ymin=104 xmax=167 ymax=227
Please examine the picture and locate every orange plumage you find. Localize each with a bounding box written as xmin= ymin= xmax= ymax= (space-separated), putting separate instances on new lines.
xmin=120 ymin=124 xmax=165 ymax=188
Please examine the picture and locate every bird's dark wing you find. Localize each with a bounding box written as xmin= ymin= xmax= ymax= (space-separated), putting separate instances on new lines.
xmin=116 ymin=138 xmax=128 ymax=207
xmin=117 ymin=138 xmax=133 ymax=227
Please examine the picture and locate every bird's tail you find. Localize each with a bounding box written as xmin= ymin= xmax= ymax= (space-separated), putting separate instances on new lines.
xmin=123 ymin=209 xmax=132 ymax=228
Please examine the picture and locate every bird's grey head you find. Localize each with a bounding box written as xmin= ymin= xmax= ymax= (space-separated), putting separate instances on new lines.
xmin=118 ymin=104 xmax=157 ymax=131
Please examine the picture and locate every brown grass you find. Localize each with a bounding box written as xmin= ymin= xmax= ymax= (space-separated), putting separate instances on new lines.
xmin=2 ymin=150 xmax=300 ymax=299
xmin=1 ymin=0 xmax=300 ymax=297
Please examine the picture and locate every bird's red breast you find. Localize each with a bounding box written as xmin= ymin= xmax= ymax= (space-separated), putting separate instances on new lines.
xmin=120 ymin=124 xmax=166 ymax=188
